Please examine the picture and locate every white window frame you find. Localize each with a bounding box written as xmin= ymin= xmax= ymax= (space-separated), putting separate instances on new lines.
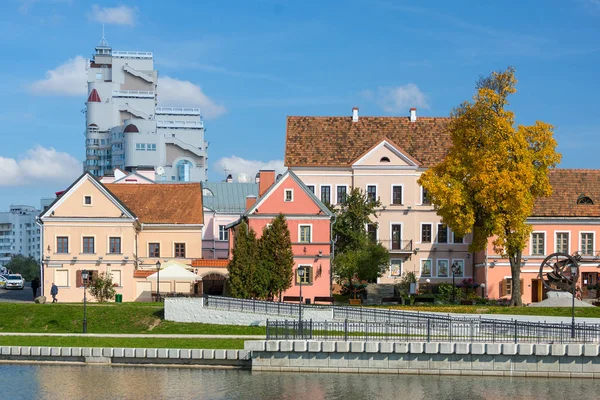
xmin=148 ymin=242 xmax=161 ymax=258
xmin=135 ymin=143 xmax=146 ymax=151
xmin=218 ymin=225 xmax=229 ymax=241
xmin=83 ymin=195 xmax=93 ymax=207
xmin=451 ymin=259 xmax=465 ymax=278
xmin=420 ymin=258 xmax=432 ymax=278
xmin=555 ymin=231 xmax=571 ymax=254
xmin=335 ymin=184 xmax=349 ymax=204
xmin=579 ymin=231 xmax=594 ymax=256
xmin=420 ymin=222 xmax=433 ymax=244
xmin=319 ymin=185 xmax=331 ymax=204
xmin=147 ymin=143 xmax=157 ymax=151
xmin=437 ymin=258 xmax=449 ymax=278
xmin=389 ymin=259 xmax=403 ymax=278
xmin=389 ymin=222 xmax=403 ymax=251
xmin=111 ymin=269 xmax=122 ymax=287
xmin=54 ymin=269 xmax=70 ymax=288
xmin=436 ymin=224 xmax=449 ymax=244
xmin=365 ymin=222 xmax=378 ymax=242
xmin=530 ymin=231 xmax=546 ymax=256
xmin=284 ymin=189 xmax=294 ymax=202
xmin=366 ymin=184 xmax=378 ymax=203
xmin=420 ymin=186 xmax=430 ymax=205
xmin=81 ymin=235 xmax=96 ymax=255
xmin=451 ymin=231 xmax=464 ymax=244
xmin=390 ymin=184 xmax=403 ymax=205
xmin=107 ymin=235 xmax=122 ymax=254
xmin=298 ymin=224 xmax=312 ymax=243
xmin=305 ymin=184 xmax=316 ymax=195
xmin=173 ymin=242 xmax=187 ymax=258
xmin=55 ymin=235 xmax=70 ymax=254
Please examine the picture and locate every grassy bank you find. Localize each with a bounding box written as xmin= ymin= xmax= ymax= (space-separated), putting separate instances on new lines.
xmin=0 ymin=336 xmax=246 ymax=349
xmin=0 ymin=303 xmax=265 ymax=335
xmin=372 ymin=305 xmax=600 ymax=318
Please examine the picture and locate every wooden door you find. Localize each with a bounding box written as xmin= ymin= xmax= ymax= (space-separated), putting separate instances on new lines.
xmin=531 ymin=279 xmax=543 ymax=303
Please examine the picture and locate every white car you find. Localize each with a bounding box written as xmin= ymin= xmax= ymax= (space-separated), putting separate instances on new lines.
xmin=0 ymin=276 xmax=6 ymax=288
xmin=5 ymin=274 xmax=24 ymax=290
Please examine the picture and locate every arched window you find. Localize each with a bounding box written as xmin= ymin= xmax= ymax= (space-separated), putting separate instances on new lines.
xmin=380 ymin=157 xmax=391 ymax=162
xmin=176 ymin=160 xmax=193 ymax=182
xmin=577 ymin=195 xmax=594 ymax=205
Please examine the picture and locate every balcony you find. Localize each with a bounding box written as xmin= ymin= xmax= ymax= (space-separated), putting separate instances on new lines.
xmin=155 ymin=107 xmax=201 ymax=116
xmin=156 ymin=120 xmax=204 ymax=129
xmin=379 ymin=239 xmax=413 ymax=253
xmin=112 ymin=90 xmax=155 ymax=99
xmin=112 ymin=50 xmax=153 ymax=59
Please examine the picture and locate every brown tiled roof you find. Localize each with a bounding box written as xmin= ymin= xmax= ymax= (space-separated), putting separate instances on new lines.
xmin=285 ymin=116 xmax=451 ymax=168
xmin=133 ymin=270 xmax=155 ymax=278
xmin=532 ymin=169 xmax=600 ymax=218
xmin=192 ymin=259 xmax=229 ymax=268
xmin=105 ymin=183 xmax=203 ymax=224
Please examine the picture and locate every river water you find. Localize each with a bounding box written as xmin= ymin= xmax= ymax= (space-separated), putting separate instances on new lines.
xmin=1 ymin=364 xmax=596 ymax=400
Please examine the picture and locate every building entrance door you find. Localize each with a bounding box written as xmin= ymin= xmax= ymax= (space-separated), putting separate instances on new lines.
xmin=531 ymin=279 xmax=544 ymax=303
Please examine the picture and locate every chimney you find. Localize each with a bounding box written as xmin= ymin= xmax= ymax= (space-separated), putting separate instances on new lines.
xmin=258 ymin=170 xmax=276 ymax=196
xmin=352 ymin=107 xmax=359 ymax=122
xmin=410 ymin=108 xmax=417 ymax=123
xmin=225 ymin=174 xmax=233 ymax=183
xmin=245 ymin=195 xmax=257 ymax=210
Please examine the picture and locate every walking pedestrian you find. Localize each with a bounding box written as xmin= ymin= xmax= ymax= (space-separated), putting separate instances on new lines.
xmin=50 ymin=282 xmax=58 ymax=303
xmin=31 ymin=277 xmax=40 ymax=300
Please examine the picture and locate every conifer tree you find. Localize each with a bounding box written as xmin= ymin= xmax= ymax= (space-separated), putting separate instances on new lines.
xmin=259 ymin=214 xmax=294 ymax=300
xmin=227 ymin=220 xmax=264 ymax=298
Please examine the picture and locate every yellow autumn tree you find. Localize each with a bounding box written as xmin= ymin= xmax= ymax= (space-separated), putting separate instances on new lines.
xmin=418 ymin=67 xmax=561 ymax=306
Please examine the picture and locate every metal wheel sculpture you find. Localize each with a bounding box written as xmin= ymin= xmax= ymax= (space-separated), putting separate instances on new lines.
xmin=538 ymin=252 xmax=580 ymax=292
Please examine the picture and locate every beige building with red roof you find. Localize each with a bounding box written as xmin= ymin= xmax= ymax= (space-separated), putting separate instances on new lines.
xmin=38 ymin=172 xmax=204 ymax=302
xmin=285 ymin=108 xmax=473 ymax=285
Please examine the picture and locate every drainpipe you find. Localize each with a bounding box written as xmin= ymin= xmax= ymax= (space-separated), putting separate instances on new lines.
xmin=134 ymin=218 xmax=139 ymax=269
xmin=330 ymin=214 xmax=337 ymax=297
xmin=35 ymin=217 xmax=44 ymax=297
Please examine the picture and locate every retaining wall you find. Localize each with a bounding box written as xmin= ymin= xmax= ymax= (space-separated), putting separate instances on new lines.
xmin=0 ymin=346 xmax=250 ymax=367
xmin=165 ymin=298 xmax=333 ymax=325
xmin=245 ymin=340 xmax=600 ymax=378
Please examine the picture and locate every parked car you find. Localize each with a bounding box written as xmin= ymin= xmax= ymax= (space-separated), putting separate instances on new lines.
xmin=0 ymin=276 xmax=6 ymax=288
xmin=5 ymin=274 xmax=24 ymax=290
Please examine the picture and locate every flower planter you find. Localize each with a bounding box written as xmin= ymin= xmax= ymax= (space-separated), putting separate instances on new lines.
xmin=349 ymin=299 xmax=362 ymax=305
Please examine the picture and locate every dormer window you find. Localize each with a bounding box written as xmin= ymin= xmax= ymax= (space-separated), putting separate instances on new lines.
xmin=577 ymin=195 xmax=594 ymax=205
xmin=380 ymin=157 xmax=391 ymax=162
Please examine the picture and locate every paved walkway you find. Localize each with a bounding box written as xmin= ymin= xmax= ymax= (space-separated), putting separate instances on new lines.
xmin=399 ymin=310 xmax=600 ymax=324
xmin=0 ymin=333 xmax=264 ymax=338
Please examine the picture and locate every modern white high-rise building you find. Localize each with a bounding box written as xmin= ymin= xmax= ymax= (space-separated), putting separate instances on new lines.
xmin=0 ymin=205 xmax=41 ymax=267
xmin=84 ymin=36 xmax=208 ymax=182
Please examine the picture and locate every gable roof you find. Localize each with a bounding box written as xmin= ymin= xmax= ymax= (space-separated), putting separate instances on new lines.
xmin=104 ymin=183 xmax=203 ymax=224
xmin=202 ymin=182 xmax=258 ymax=213
xmin=112 ymin=171 xmax=156 ymax=184
xmin=532 ymin=169 xmax=600 ymax=218
xmin=351 ymin=138 xmax=421 ymax=167
xmin=245 ymin=170 xmax=333 ymax=217
xmin=285 ymin=115 xmax=451 ymax=168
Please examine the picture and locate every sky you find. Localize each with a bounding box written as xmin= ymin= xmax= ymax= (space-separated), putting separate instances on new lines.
xmin=0 ymin=0 xmax=599 ymax=210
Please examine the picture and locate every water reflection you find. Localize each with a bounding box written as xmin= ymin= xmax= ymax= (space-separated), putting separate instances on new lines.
xmin=1 ymin=364 xmax=596 ymax=400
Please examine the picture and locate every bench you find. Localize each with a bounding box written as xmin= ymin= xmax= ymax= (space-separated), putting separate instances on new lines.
xmin=314 ymin=296 xmax=334 ymax=304
xmin=414 ymin=296 xmax=435 ymax=304
xmin=283 ymin=296 xmax=302 ymax=303
xmin=381 ymin=297 xmax=403 ymax=304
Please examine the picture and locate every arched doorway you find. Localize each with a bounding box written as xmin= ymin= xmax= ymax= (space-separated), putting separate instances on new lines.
xmin=202 ymin=273 xmax=226 ymax=296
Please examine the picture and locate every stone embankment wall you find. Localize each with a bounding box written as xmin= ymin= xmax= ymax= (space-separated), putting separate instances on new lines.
xmin=0 ymin=346 xmax=251 ymax=367
xmin=245 ymin=340 xmax=600 ymax=379
xmin=165 ymin=298 xmax=333 ymax=325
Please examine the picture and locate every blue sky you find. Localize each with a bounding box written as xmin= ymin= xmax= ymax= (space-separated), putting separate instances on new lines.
xmin=0 ymin=0 xmax=599 ymax=210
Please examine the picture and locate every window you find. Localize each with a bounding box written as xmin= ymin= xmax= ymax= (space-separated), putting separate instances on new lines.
xmin=147 ymin=144 xmax=156 ymax=151
xmin=380 ymin=157 xmax=391 ymax=162
xmin=149 ymin=243 xmax=160 ymax=257
xmin=531 ymin=233 xmax=545 ymax=256
xmin=367 ymin=185 xmax=377 ymax=202
xmin=320 ymin=186 xmax=331 ymax=204
xmin=577 ymin=195 xmax=594 ymax=205
xmin=135 ymin=143 xmax=146 ymax=151
xmin=177 ymin=160 xmax=192 ymax=182
xmin=56 ymin=237 xmax=69 ymax=253
xmin=437 ymin=224 xmax=448 ymax=243
xmin=581 ymin=233 xmax=594 ymax=256
xmin=296 ymin=265 xmax=313 ymax=285
xmin=174 ymin=243 xmax=186 ymax=258
xmin=76 ymin=270 xmax=98 ymax=287
xmin=307 ymin=185 xmax=315 ymax=194
xmin=392 ymin=186 xmax=403 ymax=205
xmin=82 ymin=237 xmax=95 ymax=254
xmin=556 ymin=232 xmax=569 ymax=253
xmin=336 ymin=186 xmax=347 ymax=204
xmin=501 ymin=278 xmax=524 ymax=297
xmin=219 ymin=225 xmax=229 ymax=241
xmin=390 ymin=259 xmax=402 ymax=277
xmin=299 ymin=225 xmax=312 ymax=243
xmin=54 ymin=269 xmax=69 ymax=287
xmin=284 ymin=189 xmax=293 ymax=202
xmin=421 ymin=259 xmax=432 ymax=277
xmin=422 ymin=187 xmax=431 ymax=205
xmin=111 ymin=270 xmax=122 ymax=287
xmin=421 ymin=224 xmax=432 ymax=243
xmin=437 ymin=259 xmax=449 ymax=277
xmin=453 ymin=233 xmax=464 ymax=244
xmin=109 ymin=237 xmax=121 ymax=254
xmin=391 ymin=224 xmax=402 ymax=250
xmin=367 ymin=223 xmax=377 ymax=243
xmin=84 ymin=196 xmax=92 ymax=205
xmin=95 ymin=72 xmax=102 ymax=80
xmin=451 ymin=260 xmax=464 ymax=277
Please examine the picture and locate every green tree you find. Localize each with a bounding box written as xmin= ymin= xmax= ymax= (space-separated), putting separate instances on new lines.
xmin=227 ymin=220 xmax=266 ymax=299
xmin=5 ymin=255 xmax=39 ymax=281
xmin=418 ymin=67 xmax=561 ymax=306
xmin=88 ymin=272 xmax=116 ymax=303
xmin=259 ymin=214 xmax=294 ymax=301
xmin=329 ymin=188 xmax=389 ymax=284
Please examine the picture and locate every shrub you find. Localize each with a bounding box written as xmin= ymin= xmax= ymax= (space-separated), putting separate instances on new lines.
xmin=88 ymin=272 xmax=117 ymax=303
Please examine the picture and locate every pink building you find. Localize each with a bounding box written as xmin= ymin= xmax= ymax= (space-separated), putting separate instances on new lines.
xmin=228 ymin=170 xmax=334 ymax=302
xmin=476 ymin=169 xmax=600 ymax=304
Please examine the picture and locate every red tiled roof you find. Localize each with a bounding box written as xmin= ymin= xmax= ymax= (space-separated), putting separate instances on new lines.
xmin=532 ymin=169 xmax=600 ymax=218
xmin=104 ymin=183 xmax=203 ymax=224
xmin=133 ymin=270 xmax=155 ymax=278
xmin=192 ymin=259 xmax=229 ymax=268
xmin=87 ymin=89 xmax=101 ymax=103
xmin=285 ymin=115 xmax=451 ymax=168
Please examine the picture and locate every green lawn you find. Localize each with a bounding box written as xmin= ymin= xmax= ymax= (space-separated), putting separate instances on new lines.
xmin=0 ymin=336 xmax=246 ymax=349
xmin=0 ymin=303 xmax=265 ymax=335
xmin=371 ymin=305 xmax=600 ymax=318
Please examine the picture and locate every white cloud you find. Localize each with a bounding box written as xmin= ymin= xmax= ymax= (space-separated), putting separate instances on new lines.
xmin=0 ymin=146 xmax=81 ymax=187
xmin=213 ymin=156 xmax=285 ymax=182
xmin=29 ymin=56 xmax=87 ymax=96
xmin=373 ymin=83 xmax=429 ymax=113
xmin=158 ymin=76 xmax=226 ymax=119
xmin=88 ymin=5 xmax=136 ymax=26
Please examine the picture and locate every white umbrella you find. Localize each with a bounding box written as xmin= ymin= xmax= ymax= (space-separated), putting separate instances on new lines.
xmin=146 ymin=264 xmax=201 ymax=282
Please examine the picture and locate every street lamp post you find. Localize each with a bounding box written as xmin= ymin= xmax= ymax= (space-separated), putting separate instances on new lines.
xmin=425 ymin=278 xmax=431 ymax=294
xmin=480 ymin=283 xmax=486 ymax=299
xmin=451 ymin=262 xmax=460 ymax=303
xmin=297 ymin=266 xmax=305 ymax=334
xmin=571 ymin=263 xmax=578 ymax=339
xmin=81 ymin=269 xmax=88 ymax=334
xmin=156 ymin=260 xmax=162 ymax=302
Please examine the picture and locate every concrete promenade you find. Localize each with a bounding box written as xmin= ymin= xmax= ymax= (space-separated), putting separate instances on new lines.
xmin=0 ymin=333 xmax=263 ymax=339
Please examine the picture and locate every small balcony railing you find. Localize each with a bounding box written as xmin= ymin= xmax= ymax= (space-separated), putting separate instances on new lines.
xmin=378 ymin=239 xmax=413 ymax=253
